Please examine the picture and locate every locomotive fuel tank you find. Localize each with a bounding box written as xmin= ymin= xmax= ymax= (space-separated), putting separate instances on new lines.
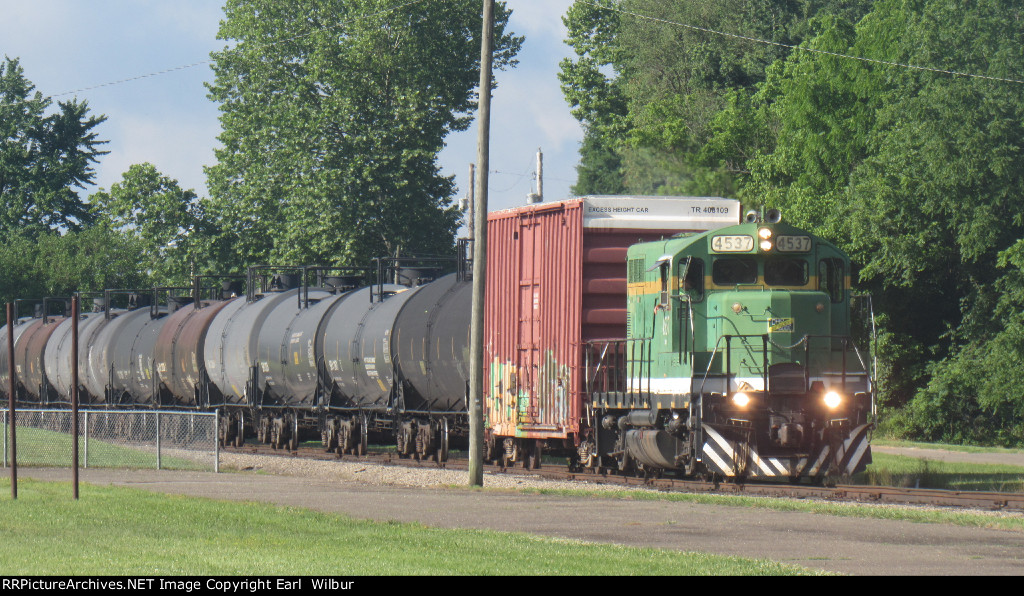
xmin=153 ymin=299 xmax=236 ymax=407
xmin=392 ymin=273 xmax=471 ymax=413
xmin=318 ymin=284 xmax=419 ymax=408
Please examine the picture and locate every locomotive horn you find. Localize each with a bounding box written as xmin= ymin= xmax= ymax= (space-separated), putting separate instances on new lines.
xmin=765 ymin=208 xmax=783 ymax=223
xmin=744 ymin=210 xmax=759 ymax=223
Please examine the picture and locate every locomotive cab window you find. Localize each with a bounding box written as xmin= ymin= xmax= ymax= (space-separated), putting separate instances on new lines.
xmin=659 ymin=260 xmax=670 ymax=306
xmin=712 ymin=257 xmax=757 ymax=285
xmin=765 ymin=259 xmax=808 ymax=286
xmin=679 ymin=258 xmax=704 ymax=301
xmin=819 ymin=258 xmax=845 ymax=303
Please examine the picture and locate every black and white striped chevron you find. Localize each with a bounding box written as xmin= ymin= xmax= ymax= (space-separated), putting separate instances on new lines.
xmin=701 ymin=423 xmax=873 ymax=479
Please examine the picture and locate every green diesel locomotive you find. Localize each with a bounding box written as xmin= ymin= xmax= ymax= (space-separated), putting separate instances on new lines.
xmin=584 ymin=210 xmax=874 ymax=481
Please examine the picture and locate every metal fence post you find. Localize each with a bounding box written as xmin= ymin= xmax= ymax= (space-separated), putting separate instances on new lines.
xmin=156 ymin=410 xmax=162 ymax=470
xmin=214 ymin=408 xmax=220 ymax=473
xmin=83 ymin=411 xmax=89 ymax=469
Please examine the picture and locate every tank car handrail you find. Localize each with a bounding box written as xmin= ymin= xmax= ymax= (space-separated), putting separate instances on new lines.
xmin=191 ymin=274 xmax=246 ymax=308
xmin=149 ymin=286 xmax=193 ymax=319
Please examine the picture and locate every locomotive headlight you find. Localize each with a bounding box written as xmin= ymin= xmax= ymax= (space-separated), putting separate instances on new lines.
xmin=758 ymin=227 xmax=773 ymax=240
xmin=760 ymin=239 xmax=773 ymax=251
xmin=824 ymin=390 xmax=842 ymax=410
xmin=732 ymin=392 xmax=750 ymax=408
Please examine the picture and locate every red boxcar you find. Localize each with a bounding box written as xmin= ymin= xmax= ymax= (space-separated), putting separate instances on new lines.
xmin=484 ymin=196 xmax=740 ymax=463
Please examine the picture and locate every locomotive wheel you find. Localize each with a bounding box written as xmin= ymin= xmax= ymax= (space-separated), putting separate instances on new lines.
xmin=683 ymin=455 xmax=698 ymax=477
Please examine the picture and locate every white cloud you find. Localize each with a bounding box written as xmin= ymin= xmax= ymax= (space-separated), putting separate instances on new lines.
xmin=505 ymin=0 xmax=573 ymax=39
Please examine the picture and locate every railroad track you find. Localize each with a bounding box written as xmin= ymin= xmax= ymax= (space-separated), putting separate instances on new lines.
xmin=223 ymin=442 xmax=1024 ymax=513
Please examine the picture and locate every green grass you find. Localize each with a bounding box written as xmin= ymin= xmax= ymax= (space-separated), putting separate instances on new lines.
xmin=855 ymin=452 xmax=1024 ymax=493
xmin=0 ymin=479 xmax=820 ymax=576
xmin=872 ymin=438 xmax=1024 ymax=455
xmin=4 ymin=425 xmax=212 ymax=471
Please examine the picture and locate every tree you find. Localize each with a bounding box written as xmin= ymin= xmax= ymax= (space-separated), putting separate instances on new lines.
xmin=205 ymin=0 xmax=522 ymax=269
xmin=741 ymin=0 xmax=1024 ymax=424
xmin=0 ymin=57 xmax=107 ymax=237
xmin=0 ymin=227 xmax=147 ymax=306
xmin=559 ymin=1 xmax=873 ymax=197
xmin=90 ymin=164 xmax=214 ymax=285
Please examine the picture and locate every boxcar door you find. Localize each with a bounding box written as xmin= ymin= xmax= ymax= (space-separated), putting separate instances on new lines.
xmin=517 ymin=216 xmax=541 ymax=426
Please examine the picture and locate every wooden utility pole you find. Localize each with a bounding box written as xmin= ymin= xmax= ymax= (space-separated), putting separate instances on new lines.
xmin=467 ymin=163 xmax=475 ymax=242
xmin=468 ymin=0 xmax=494 ymax=487
xmin=6 ymin=303 xmax=16 ymax=500
xmin=71 ymin=296 xmax=80 ymax=500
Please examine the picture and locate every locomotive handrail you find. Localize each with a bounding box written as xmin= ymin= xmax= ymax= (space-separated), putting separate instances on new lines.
xmin=582 ymin=337 xmax=653 ymax=406
xmin=697 ymin=333 xmax=870 ymax=398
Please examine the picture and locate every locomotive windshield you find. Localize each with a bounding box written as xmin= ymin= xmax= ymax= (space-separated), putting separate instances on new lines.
xmin=712 ymin=257 xmax=757 ymax=285
xmin=764 ymin=259 xmax=809 ymax=286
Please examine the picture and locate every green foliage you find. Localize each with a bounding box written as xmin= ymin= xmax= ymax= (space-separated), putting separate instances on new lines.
xmin=563 ymin=0 xmax=1024 ymax=445
xmin=206 ymin=0 xmax=522 ymax=269
xmin=89 ymin=164 xmax=213 ymax=285
xmin=0 ymin=227 xmax=147 ymax=306
xmin=0 ymin=57 xmax=107 ymax=237
xmin=559 ymin=1 xmax=873 ymax=198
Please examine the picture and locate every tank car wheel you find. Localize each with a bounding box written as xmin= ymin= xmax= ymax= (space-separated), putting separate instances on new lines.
xmin=218 ymin=414 xmax=233 ymax=448
xmin=337 ymin=422 xmax=350 ymax=457
xmin=322 ymin=418 xmax=338 ymax=453
xmin=270 ymin=417 xmax=284 ymax=450
xmin=357 ymin=417 xmax=368 ymax=456
xmin=234 ymin=413 xmax=245 ymax=448
xmin=396 ymin=422 xmax=412 ymax=459
xmin=436 ymin=419 xmax=449 ymax=464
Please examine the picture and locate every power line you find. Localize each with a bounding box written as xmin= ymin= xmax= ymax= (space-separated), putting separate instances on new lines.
xmin=578 ymin=0 xmax=1024 ymax=85
xmin=0 ymin=0 xmax=434 ymax=108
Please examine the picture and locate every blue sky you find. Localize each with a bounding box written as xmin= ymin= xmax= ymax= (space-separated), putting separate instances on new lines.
xmin=0 ymin=0 xmax=583 ymax=225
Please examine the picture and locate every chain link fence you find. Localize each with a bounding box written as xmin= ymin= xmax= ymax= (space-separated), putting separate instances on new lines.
xmin=1 ymin=409 xmax=219 ymax=472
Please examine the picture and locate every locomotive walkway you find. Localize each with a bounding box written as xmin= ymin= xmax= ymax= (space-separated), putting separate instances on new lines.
xmin=18 ymin=464 xmax=1024 ymax=576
